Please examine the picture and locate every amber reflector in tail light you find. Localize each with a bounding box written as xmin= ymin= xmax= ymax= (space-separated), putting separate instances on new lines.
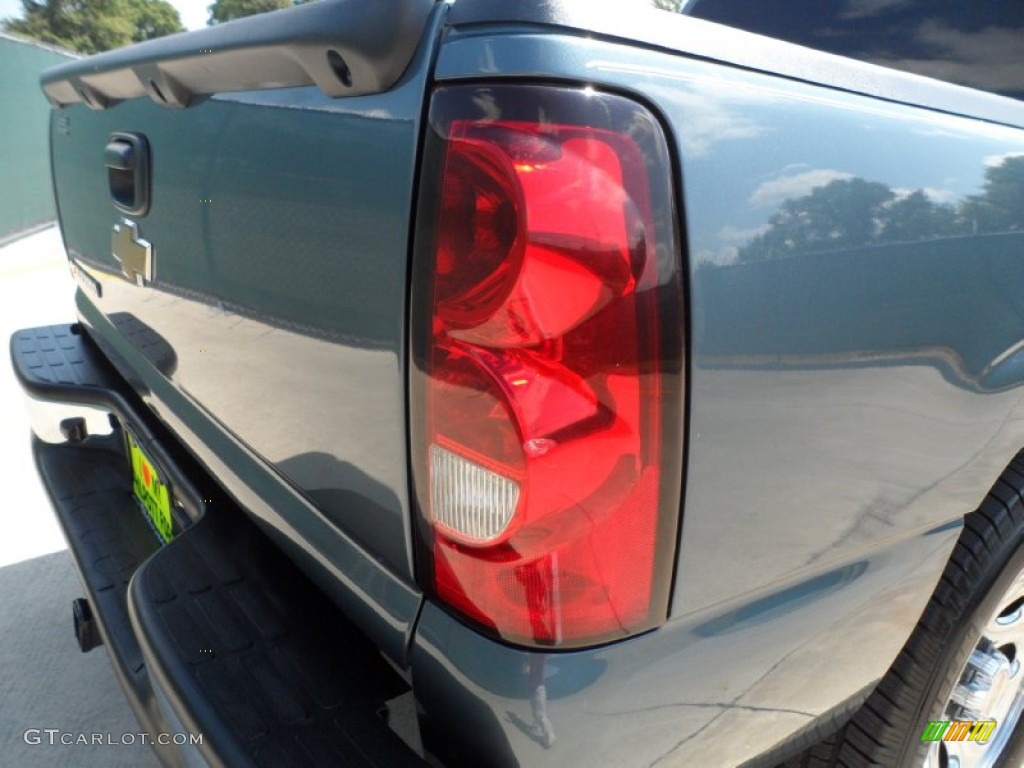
xmin=410 ymin=85 xmax=684 ymax=648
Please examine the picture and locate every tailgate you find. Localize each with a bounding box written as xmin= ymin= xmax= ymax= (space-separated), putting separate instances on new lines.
xmin=45 ymin=0 xmax=439 ymax=603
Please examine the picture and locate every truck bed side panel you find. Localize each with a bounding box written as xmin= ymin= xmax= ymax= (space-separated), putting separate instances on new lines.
xmin=410 ymin=22 xmax=1024 ymax=766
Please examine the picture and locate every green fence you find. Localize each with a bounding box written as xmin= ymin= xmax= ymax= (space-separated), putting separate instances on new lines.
xmin=0 ymin=34 xmax=75 ymax=243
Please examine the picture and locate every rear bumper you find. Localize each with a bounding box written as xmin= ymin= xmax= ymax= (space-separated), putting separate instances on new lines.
xmin=12 ymin=324 xmax=425 ymax=768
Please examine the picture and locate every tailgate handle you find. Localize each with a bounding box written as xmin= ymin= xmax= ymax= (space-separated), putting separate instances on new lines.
xmin=105 ymin=133 xmax=150 ymax=216
xmin=104 ymin=140 xmax=135 ymax=170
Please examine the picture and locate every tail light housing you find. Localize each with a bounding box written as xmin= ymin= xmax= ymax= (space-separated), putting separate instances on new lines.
xmin=410 ymin=85 xmax=684 ymax=648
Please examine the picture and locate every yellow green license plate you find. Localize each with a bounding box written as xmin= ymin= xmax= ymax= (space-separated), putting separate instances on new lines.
xmin=127 ymin=432 xmax=174 ymax=543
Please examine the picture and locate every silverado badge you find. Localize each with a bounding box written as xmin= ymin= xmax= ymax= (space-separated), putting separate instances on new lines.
xmin=112 ymin=219 xmax=153 ymax=286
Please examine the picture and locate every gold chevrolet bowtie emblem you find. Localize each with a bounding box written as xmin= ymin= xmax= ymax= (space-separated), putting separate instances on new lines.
xmin=112 ymin=219 xmax=153 ymax=286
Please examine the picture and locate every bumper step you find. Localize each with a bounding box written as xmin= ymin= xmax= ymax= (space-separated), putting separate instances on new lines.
xmin=130 ymin=494 xmax=423 ymax=768
xmin=13 ymin=325 xmax=426 ymax=767
xmin=33 ymin=436 xmax=164 ymax=723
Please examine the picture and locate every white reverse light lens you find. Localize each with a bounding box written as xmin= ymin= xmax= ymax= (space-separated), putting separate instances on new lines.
xmin=429 ymin=444 xmax=520 ymax=544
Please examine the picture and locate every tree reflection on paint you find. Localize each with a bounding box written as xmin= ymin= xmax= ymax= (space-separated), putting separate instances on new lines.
xmin=738 ymin=156 xmax=1024 ymax=262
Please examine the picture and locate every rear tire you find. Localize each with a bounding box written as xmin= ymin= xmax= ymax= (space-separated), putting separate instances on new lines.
xmin=795 ymin=456 xmax=1024 ymax=767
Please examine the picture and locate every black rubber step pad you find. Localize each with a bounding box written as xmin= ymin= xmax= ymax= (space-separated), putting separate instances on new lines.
xmin=131 ymin=504 xmax=425 ymax=767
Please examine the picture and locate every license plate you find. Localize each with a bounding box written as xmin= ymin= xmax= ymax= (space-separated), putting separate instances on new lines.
xmin=127 ymin=432 xmax=174 ymax=543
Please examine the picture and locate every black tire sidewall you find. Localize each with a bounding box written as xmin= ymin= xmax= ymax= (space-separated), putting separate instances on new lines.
xmin=898 ymin=527 xmax=1024 ymax=766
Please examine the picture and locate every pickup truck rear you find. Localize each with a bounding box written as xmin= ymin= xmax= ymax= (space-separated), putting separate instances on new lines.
xmin=12 ymin=0 xmax=1024 ymax=766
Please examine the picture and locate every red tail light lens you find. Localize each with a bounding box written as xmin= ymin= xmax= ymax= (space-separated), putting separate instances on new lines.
xmin=411 ymin=85 xmax=684 ymax=648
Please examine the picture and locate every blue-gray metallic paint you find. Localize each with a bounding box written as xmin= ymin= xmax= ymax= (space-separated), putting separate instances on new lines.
xmin=55 ymin=2 xmax=454 ymax=666
xmin=407 ymin=26 xmax=1024 ymax=766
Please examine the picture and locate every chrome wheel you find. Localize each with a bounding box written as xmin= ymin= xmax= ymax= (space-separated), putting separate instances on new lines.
xmin=926 ymin=572 xmax=1024 ymax=768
